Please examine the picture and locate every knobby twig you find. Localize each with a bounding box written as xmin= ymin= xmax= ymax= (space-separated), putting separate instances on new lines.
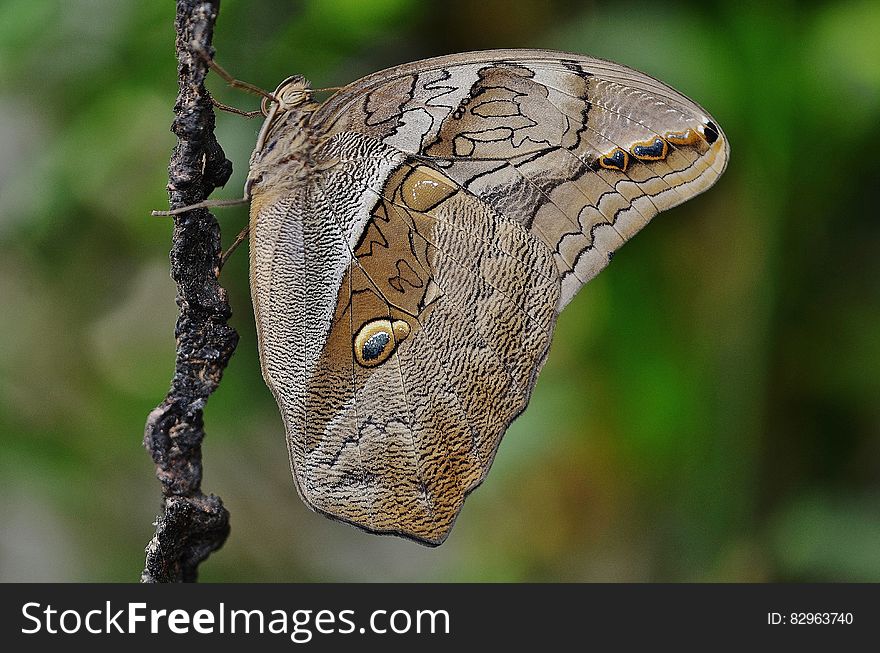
xmin=141 ymin=0 xmax=236 ymax=583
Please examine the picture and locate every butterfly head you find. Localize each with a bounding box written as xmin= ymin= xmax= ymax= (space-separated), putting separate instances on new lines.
xmin=248 ymin=75 xmax=320 ymax=207
xmin=251 ymin=75 xmax=316 ymax=165
xmin=261 ymin=75 xmax=313 ymax=116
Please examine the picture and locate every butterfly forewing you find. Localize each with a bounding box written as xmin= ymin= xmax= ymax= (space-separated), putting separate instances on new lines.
xmin=316 ymin=50 xmax=729 ymax=308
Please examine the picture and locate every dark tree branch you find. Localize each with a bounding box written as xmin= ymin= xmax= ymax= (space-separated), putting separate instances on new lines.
xmin=142 ymin=0 xmax=236 ymax=583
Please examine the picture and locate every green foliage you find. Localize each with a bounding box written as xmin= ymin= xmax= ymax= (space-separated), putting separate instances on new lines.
xmin=1 ymin=0 xmax=878 ymax=581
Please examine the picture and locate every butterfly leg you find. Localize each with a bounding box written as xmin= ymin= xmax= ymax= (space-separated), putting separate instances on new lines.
xmin=221 ymin=223 xmax=250 ymax=268
xmin=210 ymin=96 xmax=261 ymax=118
xmin=151 ymin=196 xmax=250 ymax=217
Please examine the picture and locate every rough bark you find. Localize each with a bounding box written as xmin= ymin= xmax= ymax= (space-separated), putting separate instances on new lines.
xmin=141 ymin=0 xmax=236 ymax=583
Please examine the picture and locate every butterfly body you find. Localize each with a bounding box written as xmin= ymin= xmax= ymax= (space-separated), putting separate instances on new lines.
xmin=245 ymin=50 xmax=728 ymax=545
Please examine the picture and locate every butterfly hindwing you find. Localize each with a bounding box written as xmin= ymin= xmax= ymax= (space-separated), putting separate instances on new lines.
xmin=287 ymin=144 xmax=559 ymax=543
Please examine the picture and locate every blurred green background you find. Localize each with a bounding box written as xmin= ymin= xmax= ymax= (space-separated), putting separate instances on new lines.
xmin=1 ymin=0 xmax=878 ymax=582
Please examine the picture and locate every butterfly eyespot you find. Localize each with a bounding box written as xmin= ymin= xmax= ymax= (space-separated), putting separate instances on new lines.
xmin=354 ymin=319 xmax=411 ymax=367
xmin=453 ymin=96 xmax=471 ymax=117
xmin=362 ymin=332 xmax=389 ymax=361
xmin=598 ymin=148 xmax=629 ymax=171
xmin=400 ymin=167 xmax=456 ymax=212
xmin=630 ymin=137 xmax=669 ymax=161
xmin=701 ymin=121 xmax=720 ymax=144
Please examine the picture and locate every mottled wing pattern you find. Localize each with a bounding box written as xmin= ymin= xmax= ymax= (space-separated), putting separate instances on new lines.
xmin=251 ymin=130 xmax=558 ymax=543
xmin=315 ymin=151 xmax=558 ymax=543
xmin=315 ymin=49 xmax=729 ymax=307
xmin=250 ymin=50 xmax=728 ymax=544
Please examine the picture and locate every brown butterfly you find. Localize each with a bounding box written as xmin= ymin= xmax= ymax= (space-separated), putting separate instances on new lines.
xmin=169 ymin=49 xmax=729 ymax=545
